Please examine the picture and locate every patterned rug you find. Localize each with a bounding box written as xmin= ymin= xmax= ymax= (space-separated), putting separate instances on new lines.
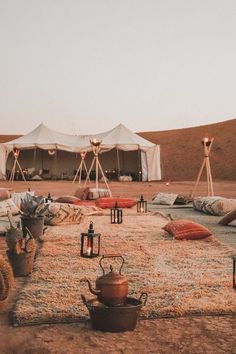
xmin=12 ymin=211 xmax=236 ymax=326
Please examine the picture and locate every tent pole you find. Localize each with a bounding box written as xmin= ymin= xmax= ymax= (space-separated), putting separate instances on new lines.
xmin=53 ymin=149 xmax=57 ymax=180
xmin=116 ymin=147 xmax=120 ymax=180
xmin=138 ymin=148 xmax=142 ymax=182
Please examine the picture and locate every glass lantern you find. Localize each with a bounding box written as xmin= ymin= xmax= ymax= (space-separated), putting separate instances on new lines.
xmin=45 ymin=193 xmax=53 ymax=203
xmin=80 ymin=221 xmax=101 ymax=258
xmin=110 ymin=202 xmax=123 ymax=224
xmin=137 ymin=195 xmax=147 ymax=213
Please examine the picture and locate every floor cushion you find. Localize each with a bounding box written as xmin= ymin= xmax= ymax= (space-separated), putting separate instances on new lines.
xmin=219 ymin=209 xmax=236 ymax=226
xmin=0 ymin=199 xmax=20 ymax=217
xmin=152 ymin=192 xmax=178 ymax=206
xmin=74 ymin=187 xmax=90 ymax=200
xmin=163 ymin=219 xmax=212 ymax=240
xmin=36 ymin=202 xmax=84 ymax=226
xmin=119 ymin=176 xmax=132 ymax=182
xmin=174 ymin=194 xmax=192 ymax=205
xmin=87 ymin=188 xmax=111 ymax=200
xmin=193 ymin=196 xmax=225 ymax=215
xmin=0 ymin=188 xmax=11 ymax=201
xmin=95 ymin=197 xmax=136 ymax=209
xmin=12 ymin=191 xmax=35 ymax=208
xmin=54 ymin=196 xmax=80 ymax=204
xmin=72 ymin=200 xmax=96 ymax=207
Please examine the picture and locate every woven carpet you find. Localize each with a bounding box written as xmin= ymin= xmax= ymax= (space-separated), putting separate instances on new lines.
xmin=12 ymin=211 xmax=236 ymax=326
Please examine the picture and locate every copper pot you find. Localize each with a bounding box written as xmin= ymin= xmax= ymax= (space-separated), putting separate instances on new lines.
xmin=81 ymin=254 xmax=128 ymax=306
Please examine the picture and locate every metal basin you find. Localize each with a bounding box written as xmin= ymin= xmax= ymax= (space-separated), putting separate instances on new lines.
xmin=81 ymin=293 xmax=148 ymax=332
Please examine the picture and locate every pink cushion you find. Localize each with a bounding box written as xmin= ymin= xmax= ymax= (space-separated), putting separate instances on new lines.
xmin=95 ymin=198 xmax=136 ymax=209
xmin=0 ymin=188 xmax=11 ymax=201
xmin=163 ymin=220 xmax=212 ymax=240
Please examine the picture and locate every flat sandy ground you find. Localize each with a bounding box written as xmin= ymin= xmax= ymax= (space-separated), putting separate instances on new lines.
xmin=0 ymin=180 xmax=236 ymax=354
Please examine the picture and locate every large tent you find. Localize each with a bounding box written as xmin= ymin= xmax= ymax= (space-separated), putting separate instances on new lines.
xmin=1 ymin=123 xmax=161 ymax=181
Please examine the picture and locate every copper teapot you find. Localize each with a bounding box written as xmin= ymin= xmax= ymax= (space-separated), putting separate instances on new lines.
xmin=81 ymin=254 xmax=128 ymax=306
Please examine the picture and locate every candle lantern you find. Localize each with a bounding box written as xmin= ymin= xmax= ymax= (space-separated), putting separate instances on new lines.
xmin=45 ymin=193 xmax=53 ymax=203
xmin=110 ymin=202 xmax=123 ymax=224
xmin=81 ymin=221 xmax=101 ymax=258
xmin=233 ymin=256 xmax=236 ymax=289
xmin=137 ymin=195 xmax=147 ymax=213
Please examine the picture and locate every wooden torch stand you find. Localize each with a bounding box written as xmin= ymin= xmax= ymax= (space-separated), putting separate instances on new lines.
xmin=84 ymin=142 xmax=112 ymax=196
xmin=190 ymin=138 xmax=214 ymax=198
xmin=9 ymin=151 xmax=26 ymax=182
xmin=73 ymin=153 xmax=90 ymax=184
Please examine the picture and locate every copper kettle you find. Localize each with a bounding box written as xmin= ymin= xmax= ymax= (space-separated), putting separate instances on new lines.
xmin=81 ymin=254 xmax=128 ymax=306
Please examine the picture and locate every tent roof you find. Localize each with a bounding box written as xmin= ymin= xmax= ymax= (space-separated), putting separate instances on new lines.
xmin=4 ymin=123 xmax=79 ymax=152
xmin=4 ymin=122 xmax=157 ymax=152
xmin=101 ymin=123 xmax=155 ymax=151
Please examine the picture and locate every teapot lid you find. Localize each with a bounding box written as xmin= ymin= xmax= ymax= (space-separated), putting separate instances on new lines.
xmin=97 ymin=265 xmax=128 ymax=285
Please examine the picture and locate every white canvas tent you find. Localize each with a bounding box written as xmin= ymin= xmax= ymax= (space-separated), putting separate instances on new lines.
xmin=2 ymin=123 xmax=161 ymax=181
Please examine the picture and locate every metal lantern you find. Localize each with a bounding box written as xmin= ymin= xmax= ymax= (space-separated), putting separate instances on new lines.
xmin=45 ymin=193 xmax=53 ymax=203
xmin=110 ymin=202 xmax=123 ymax=224
xmin=48 ymin=149 xmax=56 ymax=156
xmin=137 ymin=195 xmax=147 ymax=213
xmin=233 ymin=256 xmax=236 ymax=289
xmin=81 ymin=221 xmax=101 ymax=258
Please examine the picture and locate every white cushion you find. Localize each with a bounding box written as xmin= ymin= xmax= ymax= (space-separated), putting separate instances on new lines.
xmin=0 ymin=199 xmax=20 ymax=217
xmin=152 ymin=192 xmax=178 ymax=206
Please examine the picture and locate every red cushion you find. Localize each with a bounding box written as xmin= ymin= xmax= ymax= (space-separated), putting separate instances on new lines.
xmin=95 ymin=197 xmax=136 ymax=209
xmin=162 ymin=219 xmax=212 ymax=240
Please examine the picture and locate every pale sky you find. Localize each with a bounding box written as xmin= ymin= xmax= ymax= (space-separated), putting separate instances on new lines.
xmin=0 ymin=0 xmax=236 ymax=134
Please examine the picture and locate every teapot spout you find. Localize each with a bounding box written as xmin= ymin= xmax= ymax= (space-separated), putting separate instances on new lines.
xmin=80 ymin=278 xmax=101 ymax=296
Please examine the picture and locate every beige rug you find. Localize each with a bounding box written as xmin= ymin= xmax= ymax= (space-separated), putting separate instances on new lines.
xmin=12 ymin=211 xmax=236 ymax=326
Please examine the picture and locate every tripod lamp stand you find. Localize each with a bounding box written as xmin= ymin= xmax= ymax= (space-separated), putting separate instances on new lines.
xmin=73 ymin=151 xmax=90 ymax=184
xmin=9 ymin=148 xmax=26 ymax=182
xmin=84 ymin=139 xmax=112 ymax=196
xmin=190 ymin=137 xmax=214 ymax=198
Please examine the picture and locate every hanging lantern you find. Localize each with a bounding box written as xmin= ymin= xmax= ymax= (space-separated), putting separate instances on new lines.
xmin=48 ymin=149 xmax=56 ymax=156
xmin=233 ymin=256 xmax=236 ymax=289
xmin=137 ymin=195 xmax=147 ymax=213
xmin=110 ymin=202 xmax=123 ymax=224
xmin=13 ymin=148 xmax=20 ymax=158
xmin=80 ymin=221 xmax=101 ymax=258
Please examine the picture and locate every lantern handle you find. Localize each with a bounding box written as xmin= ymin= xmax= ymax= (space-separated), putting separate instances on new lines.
xmin=99 ymin=254 xmax=125 ymax=275
xmin=138 ymin=292 xmax=148 ymax=306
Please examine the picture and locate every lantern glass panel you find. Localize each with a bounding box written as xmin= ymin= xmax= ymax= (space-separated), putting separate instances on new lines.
xmin=80 ymin=222 xmax=101 ymax=258
xmin=111 ymin=203 xmax=123 ymax=224
xmin=137 ymin=195 xmax=147 ymax=213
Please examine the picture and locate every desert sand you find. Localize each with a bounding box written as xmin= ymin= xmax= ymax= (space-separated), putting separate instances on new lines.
xmin=0 ymin=180 xmax=236 ymax=353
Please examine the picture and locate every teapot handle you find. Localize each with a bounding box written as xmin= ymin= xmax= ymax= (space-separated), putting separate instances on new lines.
xmin=99 ymin=254 xmax=125 ymax=275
